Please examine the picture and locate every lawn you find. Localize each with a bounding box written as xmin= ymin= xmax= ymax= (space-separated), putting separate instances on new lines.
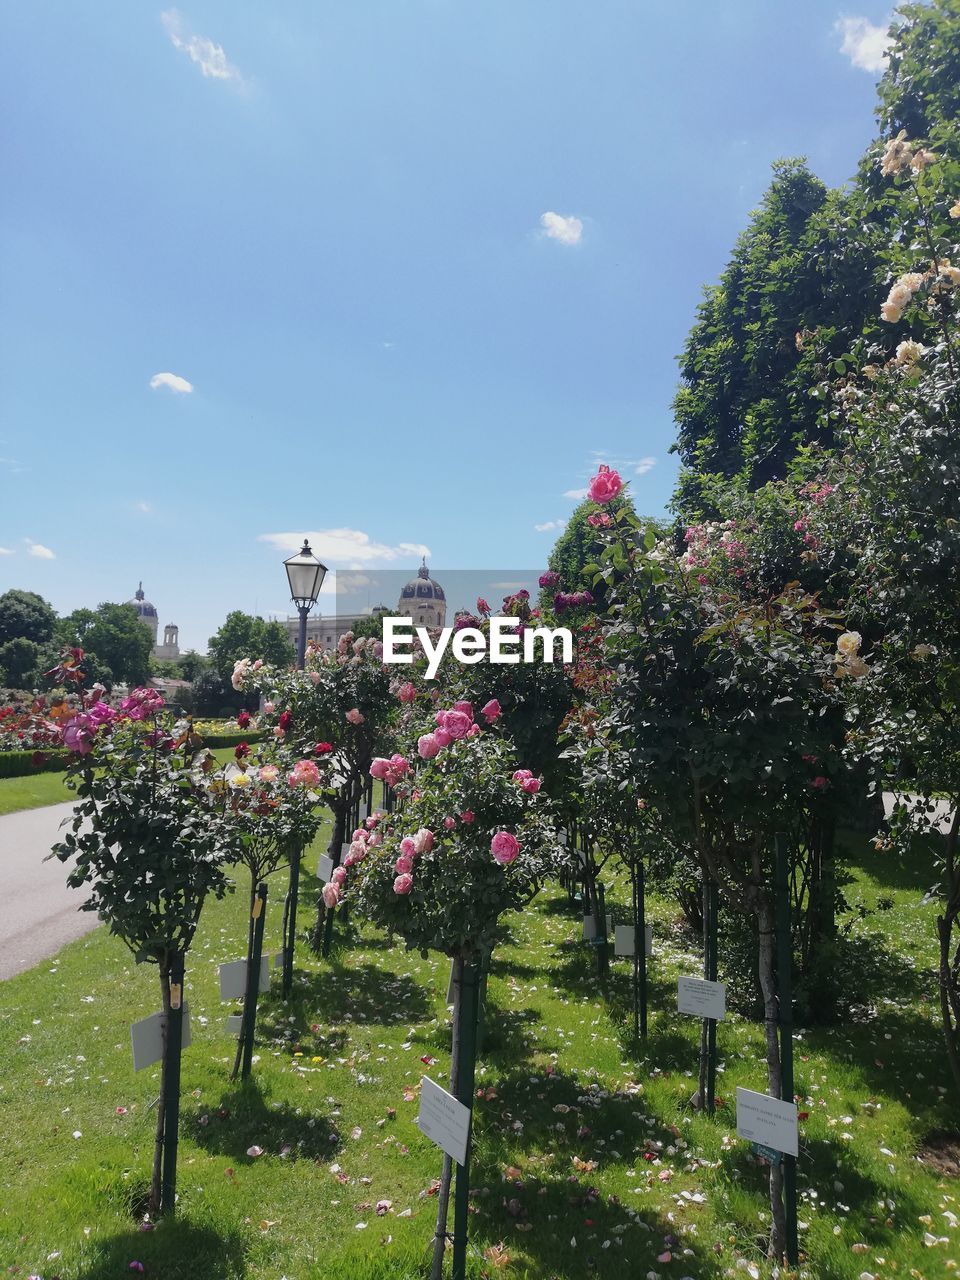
xmin=0 ymin=768 xmax=72 ymax=815
xmin=0 ymin=749 xmax=243 ymax=817
xmin=0 ymin=827 xmax=957 ymax=1280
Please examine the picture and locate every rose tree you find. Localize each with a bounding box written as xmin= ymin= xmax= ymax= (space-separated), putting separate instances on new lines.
xmin=49 ymin=674 xmax=241 ymax=1217
xmin=340 ymin=702 xmax=565 ymax=1279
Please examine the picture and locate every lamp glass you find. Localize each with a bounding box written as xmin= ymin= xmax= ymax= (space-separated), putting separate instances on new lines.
xmin=284 ymin=541 xmax=327 ymax=608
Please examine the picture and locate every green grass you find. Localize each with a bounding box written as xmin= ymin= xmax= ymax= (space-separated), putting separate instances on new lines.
xmin=0 ymin=749 xmax=241 ymax=817
xmin=1 ymin=825 xmax=958 ymax=1279
xmin=0 ymin=767 xmax=72 ymax=814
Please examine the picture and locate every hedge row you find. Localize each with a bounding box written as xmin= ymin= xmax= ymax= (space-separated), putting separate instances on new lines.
xmin=0 ymin=731 xmax=264 ymax=779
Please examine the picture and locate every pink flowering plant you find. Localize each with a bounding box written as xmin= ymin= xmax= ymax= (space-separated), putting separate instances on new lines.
xmin=341 ymin=703 xmax=564 ymax=958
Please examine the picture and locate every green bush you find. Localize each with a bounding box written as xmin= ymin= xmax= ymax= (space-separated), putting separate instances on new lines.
xmin=0 ymin=731 xmax=264 ymax=778
xmin=0 ymin=749 xmax=68 ymax=778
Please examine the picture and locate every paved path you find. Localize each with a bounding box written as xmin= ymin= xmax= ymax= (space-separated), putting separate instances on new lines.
xmin=0 ymin=802 xmax=98 ymax=981
xmin=882 ymin=791 xmax=956 ymax=834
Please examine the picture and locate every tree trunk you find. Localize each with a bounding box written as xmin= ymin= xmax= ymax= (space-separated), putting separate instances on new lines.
xmin=312 ymin=802 xmax=347 ymax=953
xmin=758 ymin=892 xmax=787 ymax=1260
xmin=431 ymin=955 xmax=465 ymax=1280
xmin=148 ymin=954 xmax=171 ymax=1218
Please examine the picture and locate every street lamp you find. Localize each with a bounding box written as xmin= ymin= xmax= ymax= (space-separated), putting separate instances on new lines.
xmin=284 ymin=538 xmax=327 ymax=668
xmin=280 ymin=538 xmax=327 ymax=1001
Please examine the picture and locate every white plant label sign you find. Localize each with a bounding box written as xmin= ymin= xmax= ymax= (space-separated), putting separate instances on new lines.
xmin=417 ymin=1076 xmax=471 ymax=1167
xmin=218 ymin=956 xmax=271 ymax=1001
xmin=677 ymin=976 xmax=726 ymax=1021
xmin=317 ymin=854 xmax=335 ymax=883
xmin=130 ymin=1004 xmax=192 ymax=1073
xmin=614 ymin=924 xmax=654 ymax=957
xmin=735 ymin=1087 xmax=798 ymax=1157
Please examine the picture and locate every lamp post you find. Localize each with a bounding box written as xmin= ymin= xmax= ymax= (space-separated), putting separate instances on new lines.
xmin=280 ymin=538 xmax=327 ymax=998
xmin=284 ymin=538 xmax=327 ymax=668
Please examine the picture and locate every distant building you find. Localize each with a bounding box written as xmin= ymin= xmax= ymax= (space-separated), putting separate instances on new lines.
xmin=282 ymin=560 xmax=445 ymax=652
xmin=396 ymin=559 xmax=446 ymax=629
xmin=128 ymin=583 xmax=180 ymax=660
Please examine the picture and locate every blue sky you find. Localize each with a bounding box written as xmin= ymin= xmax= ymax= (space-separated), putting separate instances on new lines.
xmin=0 ymin=2 xmax=892 ymax=651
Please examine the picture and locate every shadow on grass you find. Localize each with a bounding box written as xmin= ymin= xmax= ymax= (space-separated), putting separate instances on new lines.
xmin=184 ymin=1078 xmax=340 ymax=1162
xmin=74 ymin=1220 xmax=246 ymax=1280
xmin=840 ymin=829 xmax=940 ymax=895
xmin=260 ymin=958 xmax=433 ymax=1031
xmin=467 ymin=1064 xmax=728 ymax=1279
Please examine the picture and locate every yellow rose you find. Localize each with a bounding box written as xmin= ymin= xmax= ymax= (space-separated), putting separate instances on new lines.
xmin=836 ymin=631 xmax=862 ymax=657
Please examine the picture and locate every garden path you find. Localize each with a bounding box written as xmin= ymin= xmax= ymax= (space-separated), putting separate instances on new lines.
xmin=0 ymin=801 xmax=96 ymax=980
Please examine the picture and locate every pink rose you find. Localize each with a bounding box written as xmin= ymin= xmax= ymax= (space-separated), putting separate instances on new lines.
xmin=349 ymin=840 xmax=367 ymax=860
xmin=441 ymin=710 xmax=471 ymax=740
xmin=481 ymin=699 xmax=501 ymax=723
xmin=444 ymin=816 xmax=455 ymax=830
xmin=322 ymin=882 xmax=341 ymax=908
xmin=393 ymin=873 xmax=414 ymax=895
xmin=587 ymin=463 xmax=623 ymax=504
xmin=390 ymin=753 xmax=411 ymax=777
xmin=86 ymin=701 xmax=116 ymax=727
xmin=288 ymin=759 xmax=321 ymax=788
xmin=346 ymin=708 xmax=365 ymax=725
xmin=370 ymin=757 xmax=391 ymax=779
xmin=309 ymin=670 xmax=322 ymax=684
xmin=332 ymin=866 xmax=347 ymax=887
xmin=368 ymin=831 xmax=382 ymax=847
xmin=414 ymin=827 xmax=434 ymax=854
xmin=400 ymin=836 xmax=417 ymax=857
xmin=434 ymin=728 xmax=452 ymax=748
xmin=460 ymin=811 xmax=474 ymax=824
xmin=63 ymin=715 xmax=95 ymax=755
xmin=398 ymin=682 xmax=417 ymax=704
xmin=452 ymin=700 xmax=473 ymax=721
xmin=343 ymin=851 xmax=358 ymax=868
xmin=467 ymin=723 xmax=481 ymax=737
xmin=365 ymin=814 xmax=380 ymax=829
xmin=259 ymin=764 xmax=279 ymax=783
xmin=263 ymin=701 xmax=275 ymax=714
xmin=418 ymin=733 xmax=440 ymax=759
xmin=395 ymin=854 xmax=413 ymax=874
xmin=490 ymin=831 xmax=520 ymax=865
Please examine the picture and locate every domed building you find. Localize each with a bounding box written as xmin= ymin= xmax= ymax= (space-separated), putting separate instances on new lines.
xmin=127 ymin=583 xmax=179 ymax=660
xmin=396 ymin=559 xmax=446 ymax=629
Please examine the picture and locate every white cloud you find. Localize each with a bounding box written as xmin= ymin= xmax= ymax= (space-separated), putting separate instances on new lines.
xmin=258 ymin=529 xmax=431 ymax=569
xmin=161 ymin=10 xmax=242 ymax=81
xmin=563 ymin=488 xmax=588 ymax=500
xmin=150 ymin=371 xmax=193 ymax=394
xmin=540 ymin=211 xmax=583 ymax=246
xmin=134 ymin=500 xmax=152 ymax=513
xmin=589 ymin=452 xmax=657 ymax=477
xmin=835 ymin=16 xmax=891 ymax=72
xmin=26 ymin=541 xmax=55 ymax=559
xmin=534 ymin=519 xmax=567 ymax=533
xmin=0 ymin=547 xmax=12 ymax=556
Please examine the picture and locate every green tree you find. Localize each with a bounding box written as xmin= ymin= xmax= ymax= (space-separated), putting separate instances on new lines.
xmin=207 ymin=611 xmax=294 ymax=682
xmin=58 ymin=603 xmax=154 ymax=685
xmin=0 ymin=636 xmax=41 ymax=688
xmin=0 ymin=588 xmax=57 ymax=646
xmin=176 ymin=650 xmax=209 ymax=682
xmin=544 ymin=491 xmax=640 ymax=604
xmin=672 ymin=160 xmax=883 ymax=512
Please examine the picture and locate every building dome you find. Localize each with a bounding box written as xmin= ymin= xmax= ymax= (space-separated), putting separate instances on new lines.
xmin=128 ymin=582 xmax=158 ymax=619
xmin=399 ymin=560 xmax=446 ymax=604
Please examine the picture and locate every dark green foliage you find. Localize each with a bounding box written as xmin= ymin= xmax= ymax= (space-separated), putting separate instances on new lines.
xmin=207 ymin=611 xmax=295 ymax=682
xmin=57 ymin=602 xmax=154 ymax=686
xmin=0 ymin=588 xmax=56 ymax=646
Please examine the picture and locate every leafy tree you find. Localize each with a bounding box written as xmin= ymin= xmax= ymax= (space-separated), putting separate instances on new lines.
xmin=207 ymin=611 xmax=294 ymax=682
xmin=176 ymin=650 xmax=209 ymax=682
xmin=58 ymin=603 xmax=154 ymax=686
xmin=0 ymin=588 xmax=57 ymax=646
xmin=0 ymin=636 xmax=41 ymax=689
xmin=878 ymin=0 xmax=960 ymax=156
xmin=672 ymin=161 xmax=883 ymax=512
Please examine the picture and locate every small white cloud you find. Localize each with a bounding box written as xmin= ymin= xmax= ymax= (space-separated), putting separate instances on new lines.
xmin=633 ymin=456 xmax=656 ymax=475
xmin=161 ymin=9 xmax=242 ymax=81
xmin=540 ymin=211 xmax=583 ymax=246
xmin=835 ymin=16 xmax=891 ymax=72
xmin=26 ymin=541 xmax=55 ymax=559
xmin=0 ymin=546 xmax=12 ymax=556
xmin=534 ymin=519 xmax=567 ymax=533
xmin=587 ymin=451 xmax=657 ymax=477
xmin=563 ymin=488 xmax=588 ymax=500
xmin=150 ymin=371 xmax=193 ymax=394
xmin=258 ymin=529 xmax=431 ymax=568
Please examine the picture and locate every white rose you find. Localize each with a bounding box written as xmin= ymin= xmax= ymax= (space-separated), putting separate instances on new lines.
xmin=836 ymin=631 xmax=862 ymax=657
